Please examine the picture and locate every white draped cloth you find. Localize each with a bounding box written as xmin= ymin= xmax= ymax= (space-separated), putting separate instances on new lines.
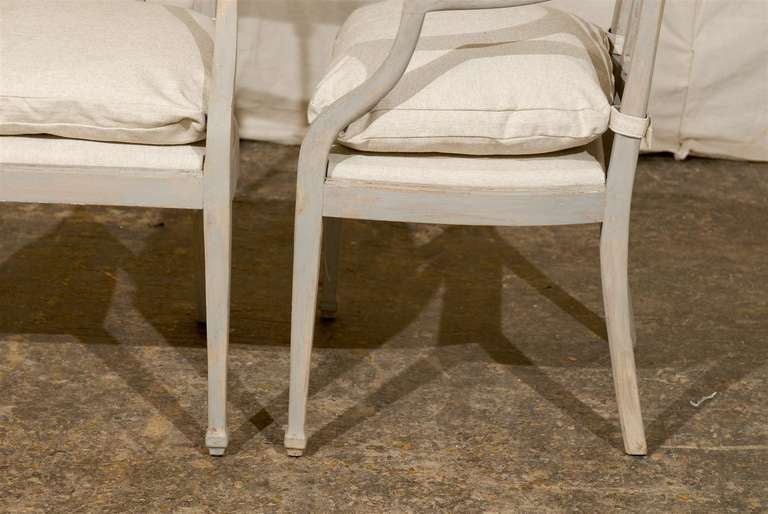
xmin=153 ymin=0 xmax=768 ymax=161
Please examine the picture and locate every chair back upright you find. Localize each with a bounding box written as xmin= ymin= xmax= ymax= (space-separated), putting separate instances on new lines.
xmin=610 ymin=0 xmax=665 ymax=117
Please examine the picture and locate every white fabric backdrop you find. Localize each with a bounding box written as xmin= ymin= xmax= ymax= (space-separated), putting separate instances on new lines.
xmin=159 ymin=0 xmax=768 ymax=161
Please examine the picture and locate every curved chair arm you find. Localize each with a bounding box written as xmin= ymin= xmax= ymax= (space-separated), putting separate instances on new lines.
xmin=298 ymin=0 xmax=550 ymax=180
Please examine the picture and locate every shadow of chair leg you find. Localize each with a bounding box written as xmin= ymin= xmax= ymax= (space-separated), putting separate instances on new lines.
xmin=228 ymin=349 xmax=364 ymax=452
xmin=295 ymin=337 xmax=623 ymax=456
xmin=482 ymin=344 xmax=623 ymax=451
xmin=436 ymin=227 xmax=621 ymax=450
xmin=215 ymin=364 xmax=277 ymax=454
xmin=644 ymin=349 xmax=767 ymax=453
xmin=85 ymin=329 xmax=207 ymax=454
xmin=494 ymin=232 xmax=608 ymax=341
xmin=302 ymin=354 xmax=445 ymax=456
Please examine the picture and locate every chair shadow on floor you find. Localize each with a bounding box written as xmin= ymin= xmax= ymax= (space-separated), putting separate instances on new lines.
xmin=2 ymin=148 xmax=764 ymax=456
xmin=300 ymin=225 xmax=625 ymax=455
xmin=0 ymin=205 xmax=753 ymax=457
xmin=294 ymin=223 xmax=768 ymax=455
xmin=0 ymin=208 xmax=208 ymax=451
xmin=1 ymin=199 xmax=612 ymax=454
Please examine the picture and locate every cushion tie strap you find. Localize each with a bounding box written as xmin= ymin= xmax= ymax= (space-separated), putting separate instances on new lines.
xmin=610 ymin=106 xmax=651 ymax=139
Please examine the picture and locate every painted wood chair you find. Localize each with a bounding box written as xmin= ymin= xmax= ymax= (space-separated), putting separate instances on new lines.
xmin=285 ymin=0 xmax=665 ymax=456
xmin=0 ymin=0 xmax=238 ymax=456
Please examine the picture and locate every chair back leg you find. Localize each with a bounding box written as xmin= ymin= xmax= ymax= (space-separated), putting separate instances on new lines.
xmin=319 ymin=217 xmax=343 ymax=320
xmin=601 ymin=229 xmax=646 ymax=455
xmin=193 ymin=211 xmax=207 ymax=325
xmin=600 ymin=137 xmax=647 ymax=456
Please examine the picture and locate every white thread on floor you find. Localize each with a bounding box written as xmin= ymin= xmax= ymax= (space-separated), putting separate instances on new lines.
xmin=689 ymin=392 xmax=718 ymax=408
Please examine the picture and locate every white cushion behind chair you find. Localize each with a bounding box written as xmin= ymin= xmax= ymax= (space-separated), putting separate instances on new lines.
xmin=0 ymin=0 xmax=214 ymax=145
xmin=310 ymin=1 xmax=614 ymax=156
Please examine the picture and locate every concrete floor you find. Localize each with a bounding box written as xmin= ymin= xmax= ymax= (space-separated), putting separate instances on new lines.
xmin=0 ymin=142 xmax=766 ymax=512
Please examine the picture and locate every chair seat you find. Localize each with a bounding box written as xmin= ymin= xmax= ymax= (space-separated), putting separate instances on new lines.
xmin=0 ymin=136 xmax=205 ymax=172
xmin=0 ymin=1 xmax=214 ymax=145
xmin=327 ymin=146 xmax=606 ymax=191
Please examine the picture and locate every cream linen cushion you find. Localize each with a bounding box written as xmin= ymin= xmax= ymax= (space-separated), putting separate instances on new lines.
xmin=310 ymin=1 xmax=614 ymax=156
xmin=0 ymin=1 xmax=214 ymax=145
xmin=0 ymin=136 xmax=205 ymax=171
xmin=327 ymin=144 xmax=605 ymax=190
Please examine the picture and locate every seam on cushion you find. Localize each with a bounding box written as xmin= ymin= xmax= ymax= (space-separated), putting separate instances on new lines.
xmin=343 ymin=134 xmax=602 ymax=142
xmin=358 ymin=106 xmax=610 ymax=114
xmin=0 ymin=99 xmax=203 ymax=116
xmin=1 ymin=123 xmax=206 ymax=143
xmin=2 ymin=121 xmax=203 ymax=132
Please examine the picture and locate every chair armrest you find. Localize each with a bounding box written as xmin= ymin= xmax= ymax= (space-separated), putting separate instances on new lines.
xmin=301 ymin=0 xmax=549 ymax=165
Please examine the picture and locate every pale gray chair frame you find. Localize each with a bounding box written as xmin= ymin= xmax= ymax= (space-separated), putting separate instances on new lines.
xmin=0 ymin=0 xmax=239 ymax=456
xmin=285 ymin=0 xmax=665 ymax=456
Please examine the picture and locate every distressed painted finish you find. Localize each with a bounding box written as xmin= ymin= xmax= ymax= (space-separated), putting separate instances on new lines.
xmin=201 ymin=0 xmax=239 ymax=457
xmin=286 ymin=0 xmax=665 ymax=456
xmin=601 ymin=0 xmax=665 ymax=457
xmin=0 ymin=0 xmax=239 ymax=457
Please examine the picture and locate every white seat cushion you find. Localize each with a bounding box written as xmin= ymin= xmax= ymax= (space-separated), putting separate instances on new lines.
xmin=310 ymin=1 xmax=614 ymax=156
xmin=327 ymin=145 xmax=605 ymax=191
xmin=0 ymin=1 xmax=214 ymax=145
xmin=0 ymin=136 xmax=205 ymax=171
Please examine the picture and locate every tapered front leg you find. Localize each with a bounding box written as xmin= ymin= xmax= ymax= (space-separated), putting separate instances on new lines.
xmin=285 ymin=146 xmax=327 ymax=457
xmin=319 ymin=217 xmax=343 ymax=320
xmin=285 ymin=178 xmax=324 ymax=457
xmin=600 ymin=225 xmax=646 ymax=456
xmin=203 ymin=201 xmax=232 ymax=456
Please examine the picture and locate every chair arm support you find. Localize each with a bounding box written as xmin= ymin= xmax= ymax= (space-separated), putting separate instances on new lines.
xmin=299 ymin=0 xmax=549 ymax=180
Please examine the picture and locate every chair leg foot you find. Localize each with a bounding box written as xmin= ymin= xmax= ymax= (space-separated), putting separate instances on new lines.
xmin=625 ymin=442 xmax=648 ymax=456
xmin=284 ymin=434 xmax=307 ymax=457
xmin=206 ymin=428 xmax=229 ymax=457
